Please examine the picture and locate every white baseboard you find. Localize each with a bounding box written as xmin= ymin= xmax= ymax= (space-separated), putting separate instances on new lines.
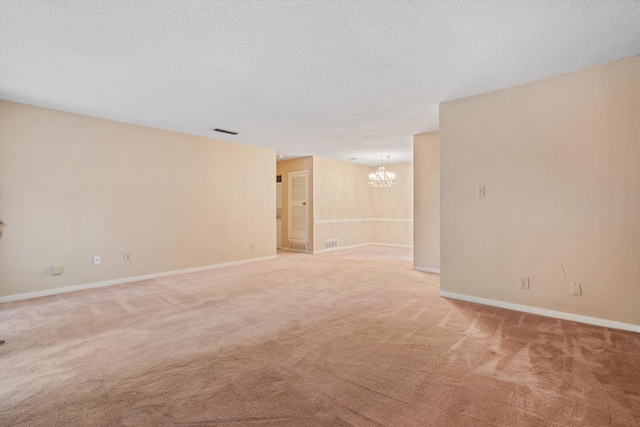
xmin=312 ymin=242 xmax=413 ymax=254
xmin=439 ymin=291 xmax=640 ymax=333
xmin=0 ymin=255 xmax=278 ymax=303
xmin=313 ymin=243 xmax=369 ymax=254
xmin=372 ymin=243 xmax=413 ymax=249
xmin=276 ymin=247 xmax=313 ymax=254
xmin=413 ymin=266 xmax=441 ymax=274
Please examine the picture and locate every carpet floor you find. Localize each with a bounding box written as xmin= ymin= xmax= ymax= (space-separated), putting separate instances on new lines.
xmin=0 ymin=246 xmax=638 ymax=426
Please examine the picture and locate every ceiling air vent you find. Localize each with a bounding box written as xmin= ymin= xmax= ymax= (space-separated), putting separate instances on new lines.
xmin=213 ymin=128 xmax=239 ymax=135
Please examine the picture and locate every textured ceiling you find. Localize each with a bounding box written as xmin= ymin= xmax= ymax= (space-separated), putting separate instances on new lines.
xmin=1 ymin=1 xmax=639 ymax=165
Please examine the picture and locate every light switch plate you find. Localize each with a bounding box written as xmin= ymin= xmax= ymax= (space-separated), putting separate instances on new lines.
xmin=477 ymin=186 xmax=485 ymax=198
xmin=570 ymin=282 xmax=582 ymax=295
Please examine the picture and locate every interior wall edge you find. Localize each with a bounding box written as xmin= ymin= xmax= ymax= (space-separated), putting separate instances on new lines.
xmin=0 ymin=255 xmax=277 ymax=303
xmin=439 ymin=291 xmax=640 ymax=333
xmin=311 ymin=242 xmax=413 ymax=255
xmin=413 ymin=266 xmax=441 ymax=274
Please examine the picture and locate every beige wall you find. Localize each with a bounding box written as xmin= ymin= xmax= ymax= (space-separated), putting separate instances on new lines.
xmin=276 ymin=157 xmax=314 ymax=250
xmin=0 ymin=101 xmax=275 ymax=298
xmin=413 ymin=132 xmax=440 ymax=271
xmin=440 ymin=56 xmax=640 ymax=326
xmin=369 ymin=162 xmax=413 ymax=246
xmin=313 ymin=156 xmax=372 ymax=251
xmin=313 ymin=156 xmax=412 ymax=252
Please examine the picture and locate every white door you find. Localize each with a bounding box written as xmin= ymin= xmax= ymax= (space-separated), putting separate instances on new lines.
xmin=288 ymin=170 xmax=308 ymax=242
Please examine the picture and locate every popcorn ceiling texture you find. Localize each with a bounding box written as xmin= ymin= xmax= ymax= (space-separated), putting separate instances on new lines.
xmin=1 ymin=247 xmax=639 ymax=426
xmin=0 ymin=0 xmax=639 ymax=165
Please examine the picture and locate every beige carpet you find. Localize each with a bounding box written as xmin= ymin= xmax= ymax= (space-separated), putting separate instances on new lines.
xmin=1 ymin=246 xmax=638 ymax=426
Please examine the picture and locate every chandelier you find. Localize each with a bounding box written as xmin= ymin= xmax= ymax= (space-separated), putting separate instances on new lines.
xmin=369 ymin=155 xmax=395 ymax=188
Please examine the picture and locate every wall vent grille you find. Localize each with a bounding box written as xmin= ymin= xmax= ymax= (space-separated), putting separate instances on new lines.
xmin=289 ymin=241 xmax=307 ymax=251
xmin=324 ymin=239 xmax=338 ymax=249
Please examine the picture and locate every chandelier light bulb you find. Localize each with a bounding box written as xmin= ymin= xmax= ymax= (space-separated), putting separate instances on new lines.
xmin=369 ymin=155 xmax=396 ymax=187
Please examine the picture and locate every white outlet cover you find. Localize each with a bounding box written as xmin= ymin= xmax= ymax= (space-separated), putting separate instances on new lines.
xmin=93 ymin=256 xmax=101 ymax=265
xmin=570 ymin=282 xmax=582 ymax=295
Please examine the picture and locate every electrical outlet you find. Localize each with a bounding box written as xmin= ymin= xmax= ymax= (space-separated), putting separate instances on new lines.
xmin=93 ymin=255 xmax=101 ymax=265
xmin=249 ymin=244 xmax=254 ymax=251
xmin=477 ymin=186 xmax=486 ymax=198
xmin=123 ymin=252 xmax=132 ymax=261
xmin=51 ymin=265 xmax=64 ymax=275
xmin=570 ymin=282 xmax=582 ymax=295
xmin=519 ymin=277 xmax=529 ymax=289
